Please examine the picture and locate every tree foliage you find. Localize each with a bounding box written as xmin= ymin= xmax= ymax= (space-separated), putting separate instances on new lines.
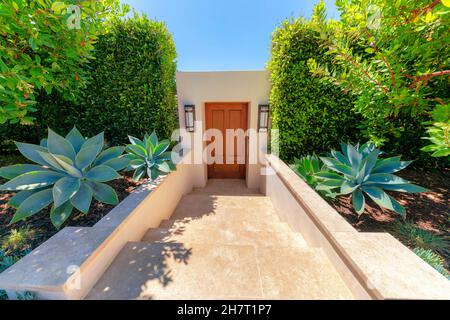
xmin=0 ymin=0 xmax=128 ymax=125
xmin=308 ymin=0 xmax=450 ymax=161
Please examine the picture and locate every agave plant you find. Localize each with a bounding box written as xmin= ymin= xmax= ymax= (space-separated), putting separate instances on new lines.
xmin=0 ymin=127 xmax=129 ymax=228
xmin=124 ymin=131 xmax=176 ymax=181
xmin=292 ymin=155 xmax=336 ymax=198
xmin=316 ymin=142 xmax=428 ymax=216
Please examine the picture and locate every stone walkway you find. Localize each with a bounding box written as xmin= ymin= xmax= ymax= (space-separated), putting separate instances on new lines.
xmin=87 ymin=180 xmax=353 ymax=299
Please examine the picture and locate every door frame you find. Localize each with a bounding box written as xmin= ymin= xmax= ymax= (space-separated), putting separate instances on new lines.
xmin=204 ymin=102 xmax=250 ymax=180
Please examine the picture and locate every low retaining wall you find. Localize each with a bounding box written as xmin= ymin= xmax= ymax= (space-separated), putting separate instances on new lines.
xmin=0 ymin=151 xmax=195 ymax=300
xmin=263 ymin=154 xmax=450 ymax=300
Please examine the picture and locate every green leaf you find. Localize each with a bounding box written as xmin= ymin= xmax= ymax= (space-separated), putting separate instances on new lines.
xmin=149 ymin=131 xmax=158 ymax=148
xmin=47 ymin=128 xmax=76 ymax=161
xmin=126 ymin=144 xmax=147 ymax=158
xmin=128 ymin=135 xmax=145 ymax=147
xmin=66 ymin=127 xmax=85 ymax=153
xmin=89 ymin=182 xmax=119 ymax=205
xmin=75 ymin=144 xmax=102 ymax=170
xmin=53 ymin=177 xmax=80 ymax=208
xmin=352 ymin=189 xmax=365 ymax=215
xmin=340 ymin=180 xmax=358 ymax=194
xmin=372 ymin=157 xmax=412 ymax=174
xmin=132 ymin=166 xmax=145 ymax=181
xmin=85 ymin=165 xmax=119 ymax=182
xmin=379 ymin=184 xmax=428 ymax=193
xmin=156 ymin=161 xmax=171 ymax=173
xmin=362 ymin=186 xmax=406 ymax=216
xmin=150 ymin=167 xmax=160 ymax=180
xmin=0 ymin=171 xmax=65 ymax=191
xmin=10 ymin=189 xmax=53 ymax=224
xmin=95 ymin=147 xmax=125 ymax=165
xmin=70 ymin=183 xmax=93 ymax=214
xmin=51 ymin=154 xmax=83 ymax=178
xmin=0 ymin=164 xmax=46 ymax=180
xmin=50 ymin=201 xmax=73 ymax=229
xmin=102 ymin=157 xmax=130 ymax=171
xmin=8 ymin=189 xmax=44 ymax=209
xmin=153 ymin=140 xmax=170 ymax=157
xmin=15 ymin=142 xmax=49 ymax=166
xmin=81 ymin=132 xmax=104 ymax=152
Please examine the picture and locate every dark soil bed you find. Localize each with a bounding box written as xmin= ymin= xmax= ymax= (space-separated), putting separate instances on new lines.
xmin=0 ymin=172 xmax=147 ymax=254
xmin=327 ymin=168 xmax=450 ymax=235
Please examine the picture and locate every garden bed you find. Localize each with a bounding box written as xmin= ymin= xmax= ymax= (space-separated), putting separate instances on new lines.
xmin=322 ymin=167 xmax=449 ymax=267
xmin=0 ymin=153 xmax=147 ymax=257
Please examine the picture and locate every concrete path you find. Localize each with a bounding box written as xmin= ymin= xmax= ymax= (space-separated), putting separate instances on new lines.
xmin=87 ymin=180 xmax=353 ymax=300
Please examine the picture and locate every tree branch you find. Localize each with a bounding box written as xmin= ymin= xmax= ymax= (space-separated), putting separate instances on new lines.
xmin=408 ymin=70 xmax=450 ymax=88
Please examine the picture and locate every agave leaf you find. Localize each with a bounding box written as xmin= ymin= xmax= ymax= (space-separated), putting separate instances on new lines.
xmin=317 ymin=179 xmax=342 ymax=188
xmin=158 ymin=151 xmax=173 ymax=161
xmin=153 ymin=140 xmax=170 ymax=157
xmin=102 ymin=157 xmax=130 ymax=171
xmin=315 ymin=171 xmax=344 ymax=180
xmin=70 ymin=183 xmax=93 ymax=214
xmin=75 ymin=144 xmax=103 ymax=170
xmin=377 ymin=184 xmax=429 ymax=193
xmin=50 ymin=201 xmax=74 ymax=229
xmin=37 ymin=151 xmax=64 ymax=171
xmin=47 ymin=128 xmax=76 ymax=161
xmin=85 ymin=165 xmax=120 ymax=182
xmin=347 ymin=143 xmax=362 ymax=173
xmin=0 ymin=164 xmax=46 ymax=180
xmin=156 ymin=161 xmax=171 ymax=173
xmin=0 ymin=171 xmax=65 ymax=191
xmin=95 ymin=147 xmax=125 ymax=165
xmin=51 ymin=154 xmax=83 ymax=178
xmin=89 ymin=182 xmax=119 ymax=205
xmin=362 ymin=186 xmax=406 ymax=216
xmin=81 ymin=132 xmax=104 ymax=152
xmin=340 ymin=180 xmax=358 ymax=194
xmin=65 ymin=127 xmax=85 ymax=153
xmin=150 ymin=167 xmax=160 ymax=180
xmin=321 ymin=157 xmax=354 ymax=176
xmin=15 ymin=142 xmax=49 ymax=166
xmin=8 ymin=189 xmax=45 ymax=209
xmin=362 ymin=149 xmax=380 ymax=176
xmin=352 ymin=189 xmax=365 ymax=215
xmin=133 ymin=166 xmax=146 ymax=181
xmin=40 ymin=138 xmax=48 ymax=148
xmin=128 ymin=135 xmax=145 ymax=147
xmin=331 ymin=150 xmax=351 ymax=166
xmin=10 ymin=189 xmax=53 ymax=224
xmin=149 ymin=131 xmax=158 ymax=148
xmin=53 ymin=177 xmax=81 ymax=208
xmin=126 ymin=144 xmax=147 ymax=158
xmin=365 ymin=173 xmax=411 ymax=185
xmin=372 ymin=157 xmax=412 ymax=174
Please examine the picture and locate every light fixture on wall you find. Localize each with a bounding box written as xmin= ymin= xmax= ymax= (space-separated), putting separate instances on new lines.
xmin=258 ymin=104 xmax=270 ymax=132
xmin=184 ymin=105 xmax=195 ymax=132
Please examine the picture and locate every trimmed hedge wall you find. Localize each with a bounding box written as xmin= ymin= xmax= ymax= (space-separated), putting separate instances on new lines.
xmin=0 ymin=14 xmax=178 ymax=149
xmin=268 ymin=19 xmax=360 ymax=162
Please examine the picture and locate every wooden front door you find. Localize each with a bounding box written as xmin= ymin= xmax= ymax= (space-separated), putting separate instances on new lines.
xmin=205 ymin=103 xmax=248 ymax=179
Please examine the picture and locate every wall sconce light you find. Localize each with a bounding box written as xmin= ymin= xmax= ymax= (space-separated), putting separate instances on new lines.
xmin=184 ymin=105 xmax=195 ymax=132
xmin=258 ymin=104 xmax=270 ymax=132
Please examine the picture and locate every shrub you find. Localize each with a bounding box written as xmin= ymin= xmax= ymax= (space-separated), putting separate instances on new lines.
xmin=0 ymin=0 xmax=127 ymax=124
xmin=1 ymin=228 xmax=34 ymax=255
xmin=268 ymin=18 xmax=360 ymax=162
xmin=43 ymin=14 xmax=178 ymax=145
xmin=0 ymin=13 xmax=179 ymax=149
xmin=0 ymin=127 xmax=128 ymax=229
xmin=316 ymin=142 xmax=428 ymax=216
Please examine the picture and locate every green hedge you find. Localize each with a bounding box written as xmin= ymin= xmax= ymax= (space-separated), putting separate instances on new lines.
xmin=268 ymin=19 xmax=360 ymax=162
xmin=0 ymin=14 xmax=178 ymax=148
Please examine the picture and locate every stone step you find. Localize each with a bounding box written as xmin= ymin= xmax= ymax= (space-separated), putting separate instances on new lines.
xmin=192 ymin=179 xmax=260 ymax=196
xmin=142 ymin=227 xmax=308 ymax=248
xmin=159 ymin=216 xmax=293 ymax=234
xmin=86 ymin=242 xmax=353 ymax=300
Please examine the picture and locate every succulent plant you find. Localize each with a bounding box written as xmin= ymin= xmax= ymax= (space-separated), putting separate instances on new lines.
xmin=316 ymin=142 xmax=428 ymax=216
xmin=124 ymin=131 xmax=176 ymax=181
xmin=0 ymin=127 xmax=129 ymax=228
xmin=292 ymin=155 xmax=336 ymax=198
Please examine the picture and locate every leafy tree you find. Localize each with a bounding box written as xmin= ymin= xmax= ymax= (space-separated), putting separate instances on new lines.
xmin=308 ymin=0 xmax=450 ymax=159
xmin=0 ymin=0 xmax=128 ymax=125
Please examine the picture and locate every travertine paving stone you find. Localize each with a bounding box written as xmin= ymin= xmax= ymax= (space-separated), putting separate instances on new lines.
xmin=87 ymin=179 xmax=353 ymax=300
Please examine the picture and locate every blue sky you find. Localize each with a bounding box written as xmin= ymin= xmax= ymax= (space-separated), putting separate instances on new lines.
xmin=121 ymin=0 xmax=338 ymax=71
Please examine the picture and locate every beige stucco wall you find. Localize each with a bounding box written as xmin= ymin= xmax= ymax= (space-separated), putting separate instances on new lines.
xmin=176 ymin=71 xmax=271 ymax=189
